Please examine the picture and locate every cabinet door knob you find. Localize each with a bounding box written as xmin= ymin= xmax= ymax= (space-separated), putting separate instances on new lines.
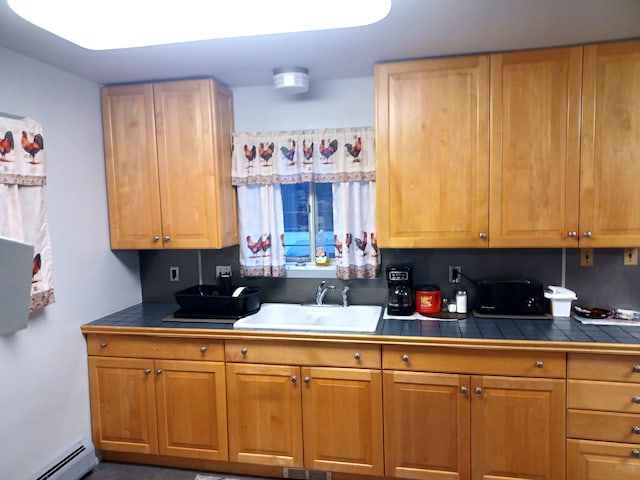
xmin=241 ymin=347 xmax=248 ymax=355
xmin=200 ymin=346 xmax=207 ymax=353
xmin=153 ymin=236 xmax=160 ymax=242
xmin=99 ymin=342 xmax=107 ymax=349
xmin=144 ymin=369 xmax=151 ymax=375
xmin=632 ymin=449 xmax=640 ymax=458
xmin=583 ymin=231 xmax=592 ymax=238
xmin=163 ymin=235 xmax=171 ymax=242
xmin=291 ymin=376 xmax=297 ymax=383
xmin=536 ymin=360 xmax=544 ymax=368
xmin=568 ymin=231 xmax=578 ymax=238
xmin=633 ymin=365 xmax=640 ymax=373
xmin=479 ymin=232 xmax=487 ymax=240
xmin=402 ymin=354 xmax=409 ymax=362
xmin=460 ymin=386 xmax=468 ymax=394
xmin=633 ymin=395 xmax=640 ymax=404
xmin=633 ymin=426 xmax=640 ymax=434
xmin=304 ymin=376 xmax=311 ymax=383
xmin=155 ymin=369 xmax=162 ymax=375
xmin=475 ymin=387 xmax=483 ymax=395
xmin=354 ymin=352 xmax=361 ymax=360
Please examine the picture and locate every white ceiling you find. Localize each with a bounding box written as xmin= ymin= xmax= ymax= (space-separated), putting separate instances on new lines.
xmin=1 ymin=0 xmax=639 ymax=88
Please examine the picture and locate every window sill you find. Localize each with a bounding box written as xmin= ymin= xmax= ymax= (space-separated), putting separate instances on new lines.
xmin=285 ymin=262 xmax=337 ymax=279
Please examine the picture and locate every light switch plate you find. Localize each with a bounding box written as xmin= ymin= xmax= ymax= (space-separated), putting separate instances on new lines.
xmin=624 ymin=248 xmax=638 ymax=266
xmin=580 ymin=248 xmax=594 ymax=267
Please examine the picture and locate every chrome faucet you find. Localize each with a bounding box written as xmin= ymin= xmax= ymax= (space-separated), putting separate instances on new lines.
xmin=315 ymin=281 xmax=335 ymax=305
xmin=341 ymin=286 xmax=350 ymax=307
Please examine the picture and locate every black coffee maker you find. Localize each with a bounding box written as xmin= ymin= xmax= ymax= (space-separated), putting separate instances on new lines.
xmin=386 ymin=265 xmax=414 ymax=315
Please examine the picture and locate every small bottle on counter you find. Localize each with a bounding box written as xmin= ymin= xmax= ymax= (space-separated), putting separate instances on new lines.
xmin=456 ymin=289 xmax=468 ymax=314
xmin=448 ymin=298 xmax=457 ymax=313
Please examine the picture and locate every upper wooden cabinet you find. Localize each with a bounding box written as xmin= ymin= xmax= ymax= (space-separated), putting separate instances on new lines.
xmin=580 ymin=40 xmax=640 ymax=247
xmin=101 ymin=78 xmax=238 ymax=249
xmin=375 ymin=55 xmax=490 ymax=248
xmin=375 ymin=39 xmax=640 ymax=248
xmin=489 ymin=47 xmax=582 ymax=247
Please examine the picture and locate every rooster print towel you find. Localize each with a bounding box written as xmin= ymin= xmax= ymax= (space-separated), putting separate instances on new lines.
xmin=0 ymin=116 xmax=55 ymax=312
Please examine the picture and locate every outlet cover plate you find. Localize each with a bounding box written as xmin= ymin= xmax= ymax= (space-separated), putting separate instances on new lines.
xmin=624 ymin=248 xmax=638 ymax=266
xmin=216 ymin=265 xmax=232 ymax=277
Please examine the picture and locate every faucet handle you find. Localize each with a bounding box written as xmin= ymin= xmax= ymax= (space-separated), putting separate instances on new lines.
xmin=342 ymin=286 xmax=350 ymax=307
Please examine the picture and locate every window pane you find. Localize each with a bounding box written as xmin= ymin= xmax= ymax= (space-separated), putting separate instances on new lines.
xmin=315 ymin=183 xmax=334 ymax=259
xmin=282 ymin=183 xmax=310 ymax=260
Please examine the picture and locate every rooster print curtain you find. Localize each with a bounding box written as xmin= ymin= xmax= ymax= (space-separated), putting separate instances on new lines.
xmin=0 ymin=116 xmax=55 ymax=311
xmin=232 ymin=127 xmax=380 ymax=279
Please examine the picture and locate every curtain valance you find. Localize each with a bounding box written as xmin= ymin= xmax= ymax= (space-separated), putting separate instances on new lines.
xmin=232 ymin=127 xmax=375 ymax=185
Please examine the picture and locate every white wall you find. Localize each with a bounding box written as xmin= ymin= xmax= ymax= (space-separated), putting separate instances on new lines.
xmin=233 ymin=77 xmax=375 ymax=131
xmin=0 ymin=48 xmax=141 ymax=479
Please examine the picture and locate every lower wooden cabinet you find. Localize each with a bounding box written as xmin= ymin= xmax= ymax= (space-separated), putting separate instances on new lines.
xmin=567 ymin=353 xmax=640 ymax=479
xmin=383 ymin=347 xmax=566 ymax=480
xmin=225 ymin=341 xmax=384 ymax=476
xmin=87 ymin=336 xmax=228 ymax=461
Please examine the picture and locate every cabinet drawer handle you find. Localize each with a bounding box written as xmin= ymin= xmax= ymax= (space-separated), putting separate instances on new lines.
xmin=354 ymin=352 xmax=361 ymax=360
xmin=291 ymin=376 xmax=297 ymax=383
xmin=479 ymin=232 xmax=487 ymax=240
xmin=304 ymin=377 xmax=311 ymax=383
xmin=632 ymin=449 xmax=640 ymax=458
xmin=100 ymin=342 xmax=107 ymax=349
xmin=583 ymin=231 xmax=592 ymax=238
xmin=536 ymin=360 xmax=544 ymax=368
xmin=402 ymin=354 xmax=409 ymax=362
xmin=200 ymin=346 xmax=207 ymax=353
xmin=633 ymin=365 xmax=640 ymax=373
xmin=144 ymin=369 xmax=151 ymax=375
xmin=153 ymin=236 xmax=160 ymax=242
xmin=163 ymin=235 xmax=171 ymax=242
xmin=634 ymin=396 xmax=640 ymax=404
xmin=241 ymin=347 xmax=248 ymax=355
xmin=460 ymin=386 xmax=468 ymax=394
xmin=568 ymin=231 xmax=577 ymax=238
xmin=633 ymin=426 xmax=640 ymax=434
xmin=475 ymin=387 xmax=483 ymax=395
xmin=155 ymin=369 xmax=162 ymax=376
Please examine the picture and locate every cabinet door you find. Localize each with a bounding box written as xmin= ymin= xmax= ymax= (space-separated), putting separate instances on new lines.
xmin=383 ymin=371 xmax=470 ymax=480
xmin=154 ymin=79 xmax=229 ymax=249
xmin=375 ymin=55 xmax=490 ymax=248
xmin=489 ymin=47 xmax=582 ymax=247
xmin=567 ymin=439 xmax=640 ymax=480
xmin=101 ymin=84 xmax=163 ymax=249
xmin=580 ymin=40 xmax=640 ymax=247
xmin=226 ymin=363 xmax=303 ymax=467
xmin=88 ymin=357 xmax=158 ymax=454
xmin=471 ymin=376 xmax=565 ymax=480
xmin=302 ymin=367 xmax=384 ymax=476
xmin=155 ymin=360 xmax=228 ymax=461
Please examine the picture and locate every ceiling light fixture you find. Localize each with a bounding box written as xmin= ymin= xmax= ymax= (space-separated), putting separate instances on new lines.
xmin=8 ymin=0 xmax=392 ymax=51
xmin=273 ymin=67 xmax=310 ymax=94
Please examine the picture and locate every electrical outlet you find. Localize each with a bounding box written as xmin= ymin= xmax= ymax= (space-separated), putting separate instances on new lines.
xmin=580 ymin=248 xmax=594 ymax=267
xmin=169 ymin=266 xmax=180 ymax=282
xmin=449 ymin=265 xmax=461 ymax=283
xmin=216 ymin=265 xmax=232 ymax=277
xmin=624 ymin=248 xmax=638 ymax=266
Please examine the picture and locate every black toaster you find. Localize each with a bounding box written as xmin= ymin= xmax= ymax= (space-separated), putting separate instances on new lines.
xmin=474 ymin=279 xmax=546 ymax=315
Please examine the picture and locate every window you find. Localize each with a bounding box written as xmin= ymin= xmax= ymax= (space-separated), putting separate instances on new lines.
xmin=282 ymin=182 xmax=334 ymax=264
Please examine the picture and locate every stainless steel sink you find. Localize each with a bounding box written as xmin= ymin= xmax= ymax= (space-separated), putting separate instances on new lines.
xmin=233 ymin=303 xmax=383 ymax=333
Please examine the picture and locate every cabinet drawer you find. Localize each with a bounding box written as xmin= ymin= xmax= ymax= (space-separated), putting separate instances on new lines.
xmin=87 ymin=334 xmax=224 ymax=361
xmin=567 ymin=439 xmax=640 ymax=480
xmin=568 ymin=409 xmax=640 ymax=443
xmin=569 ymin=353 xmax=640 ymax=382
xmin=382 ymin=346 xmax=565 ymax=377
xmin=225 ymin=340 xmax=380 ymax=368
xmin=568 ymin=380 xmax=640 ymax=413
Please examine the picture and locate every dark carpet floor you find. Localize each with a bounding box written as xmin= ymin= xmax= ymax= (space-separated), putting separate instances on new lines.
xmin=82 ymin=461 xmax=265 ymax=480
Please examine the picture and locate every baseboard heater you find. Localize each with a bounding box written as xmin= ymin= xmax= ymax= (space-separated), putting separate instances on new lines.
xmin=30 ymin=437 xmax=98 ymax=480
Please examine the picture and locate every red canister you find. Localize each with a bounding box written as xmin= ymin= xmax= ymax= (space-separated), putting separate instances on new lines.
xmin=415 ymin=285 xmax=441 ymax=314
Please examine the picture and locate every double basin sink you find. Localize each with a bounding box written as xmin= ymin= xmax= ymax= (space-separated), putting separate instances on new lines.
xmin=233 ymin=303 xmax=383 ymax=333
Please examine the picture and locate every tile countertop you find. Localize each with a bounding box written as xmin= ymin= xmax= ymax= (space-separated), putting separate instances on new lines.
xmin=82 ymin=302 xmax=640 ymax=350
